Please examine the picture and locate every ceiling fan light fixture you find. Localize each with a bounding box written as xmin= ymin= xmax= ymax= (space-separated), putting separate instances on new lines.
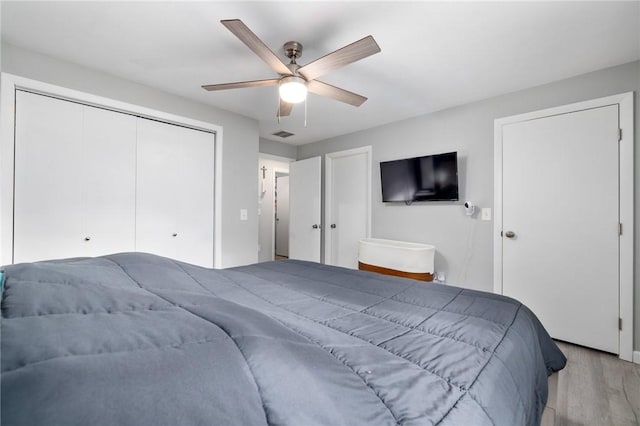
xmin=279 ymin=76 xmax=307 ymax=104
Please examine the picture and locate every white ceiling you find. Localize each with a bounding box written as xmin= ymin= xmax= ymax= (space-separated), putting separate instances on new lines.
xmin=2 ymin=1 xmax=639 ymax=145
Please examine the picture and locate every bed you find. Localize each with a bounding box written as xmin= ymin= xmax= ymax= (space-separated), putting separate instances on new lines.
xmin=1 ymin=252 xmax=566 ymax=425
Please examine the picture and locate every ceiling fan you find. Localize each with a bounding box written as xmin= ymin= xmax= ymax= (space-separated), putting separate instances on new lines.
xmin=202 ymin=19 xmax=381 ymax=117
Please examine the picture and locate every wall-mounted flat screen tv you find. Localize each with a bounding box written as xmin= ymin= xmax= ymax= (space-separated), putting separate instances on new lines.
xmin=380 ymin=151 xmax=459 ymax=202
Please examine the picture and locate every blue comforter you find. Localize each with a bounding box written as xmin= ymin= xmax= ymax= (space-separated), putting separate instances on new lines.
xmin=1 ymin=253 xmax=565 ymax=425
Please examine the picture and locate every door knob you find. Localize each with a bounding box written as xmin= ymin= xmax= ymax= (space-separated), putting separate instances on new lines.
xmin=330 ymin=224 xmax=336 ymax=229
xmin=503 ymin=230 xmax=516 ymax=238
xmin=172 ymin=233 xmax=178 ymax=237
xmin=312 ymin=224 xmax=319 ymax=229
xmin=84 ymin=237 xmax=91 ymax=241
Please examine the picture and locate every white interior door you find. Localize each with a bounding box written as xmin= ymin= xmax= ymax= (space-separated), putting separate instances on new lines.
xmin=289 ymin=157 xmax=321 ymax=262
xmin=275 ymin=175 xmax=290 ymax=257
xmin=14 ymin=91 xmax=84 ymax=262
xmin=81 ymin=105 xmax=137 ymax=257
xmin=136 ymin=119 xmax=180 ymax=261
xmin=501 ymin=105 xmax=619 ymax=354
xmin=325 ymin=148 xmax=371 ymax=269
xmin=136 ymin=118 xmax=215 ymax=267
xmin=173 ymin=129 xmax=215 ymax=268
xmin=14 ymin=91 xmax=136 ymax=263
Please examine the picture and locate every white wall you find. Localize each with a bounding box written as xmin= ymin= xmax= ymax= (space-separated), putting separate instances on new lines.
xmin=259 ymin=137 xmax=297 ymax=159
xmin=1 ymin=43 xmax=259 ymax=268
xmin=0 ymin=5 xmax=3 ymax=143
xmin=298 ymin=60 xmax=640 ymax=350
xmin=258 ymin=156 xmax=292 ymax=262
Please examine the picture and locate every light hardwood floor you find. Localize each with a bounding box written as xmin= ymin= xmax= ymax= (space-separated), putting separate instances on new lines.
xmin=554 ymin=341 xmax=640 ymax=426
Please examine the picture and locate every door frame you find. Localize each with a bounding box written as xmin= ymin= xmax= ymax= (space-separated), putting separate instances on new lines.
xmin=0 ymin=73 xmax=223 ymax=267
xmin=258 ymin=153 xmax=294 ymax=262
xmin=324 ymin=146 xmax=372 ymax=266
xmin=493 ymin=92 xmax=634 ymax=361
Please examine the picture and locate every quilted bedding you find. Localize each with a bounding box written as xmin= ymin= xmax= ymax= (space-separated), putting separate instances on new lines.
xmin=1 ymin=252 xmax=565 ymax=425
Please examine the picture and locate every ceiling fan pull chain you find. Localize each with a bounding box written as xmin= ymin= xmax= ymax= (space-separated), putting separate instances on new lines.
xmin=304 ymin=96 xmax=308 ymax=128
xmin=277 ymin=95 xmax=281 ymax=124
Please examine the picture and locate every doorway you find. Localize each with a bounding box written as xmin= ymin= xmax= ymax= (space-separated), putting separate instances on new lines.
xmin=494 ymin=92 xmax=634 ymax=361
xmin=258 ymin=155 xmax=293 ymax=263
xmin=275 ymin=173 xmax=290 ymax=259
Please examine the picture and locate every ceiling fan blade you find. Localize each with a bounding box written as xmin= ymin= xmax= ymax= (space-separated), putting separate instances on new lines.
xmin=202 ymin=79 xmax=279 ymax=91
xmin=277 ymin=99 xmax=294 ymax=117
xmin=221 ymin=19 xmax=291 ymax=76
xmin=307 ymin=80 xmax=367 ymax=107
xmin=297 ymin=35 xmax=381 ymax=81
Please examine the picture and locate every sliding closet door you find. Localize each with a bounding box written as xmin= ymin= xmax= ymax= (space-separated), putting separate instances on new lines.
xmin=14 ymin=91 xmax=136 ymax=263
xmin=172 ymin=126 xmax=215 ymax=267
xmin=14 ymin=91 xmax=84 ymax=262
xmin=81 ymin=107 xmax=136 ymax=257
xmin=136 ymin=118 xmax=215 ymax=267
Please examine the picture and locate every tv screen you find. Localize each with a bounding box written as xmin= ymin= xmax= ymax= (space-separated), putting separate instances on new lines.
xmin=380 ymin=152 xmax=459 ymax=202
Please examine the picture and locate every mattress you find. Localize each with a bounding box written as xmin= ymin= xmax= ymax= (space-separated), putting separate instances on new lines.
xmin=1 ymin=252 xmax=566 ymax=425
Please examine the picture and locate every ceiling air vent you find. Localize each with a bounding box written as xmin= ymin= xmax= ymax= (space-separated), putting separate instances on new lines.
xmin=272 ymin=130 xmax=295 ymax=138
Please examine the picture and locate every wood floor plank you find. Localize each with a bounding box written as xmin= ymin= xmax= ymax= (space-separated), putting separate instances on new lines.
xmin=600 ymin=348 xmax=640 ymax=425
xmin=554 ymin=341 xmax=640 ymax=426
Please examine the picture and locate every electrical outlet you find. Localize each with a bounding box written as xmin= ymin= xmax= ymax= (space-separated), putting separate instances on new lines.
xmin=481 ymin=208 xmax=491 ymax=221
xmin=240 ymin=209 xmax=248 ymax=221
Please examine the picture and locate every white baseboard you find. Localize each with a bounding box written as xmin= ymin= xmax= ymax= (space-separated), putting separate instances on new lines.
xmin=633 ymin=350 xmax=640 ymax=365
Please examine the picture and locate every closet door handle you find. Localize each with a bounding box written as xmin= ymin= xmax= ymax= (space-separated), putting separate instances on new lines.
xmin=172 ymin=233 xmax=178 ymax=237
xmin=330 ymin=224 xmax=336 ymax=229
xmin=84 ymin=237 xmax=91 ymax=242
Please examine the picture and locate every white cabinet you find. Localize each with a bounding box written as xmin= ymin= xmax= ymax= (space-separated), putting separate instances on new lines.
xmin=136 ymin=119 xmax=214 ymax=267
xmin=14 ymin=91 xmax=136 ymax=263
xmin=13 ymin=91 xmax=215 ymax=267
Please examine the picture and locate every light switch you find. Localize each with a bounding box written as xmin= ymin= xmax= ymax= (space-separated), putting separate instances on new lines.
xmin=481 ymin=208 xmax=491 ymax=221
xmin=240 ymin=209 xmax=248 ymax=221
